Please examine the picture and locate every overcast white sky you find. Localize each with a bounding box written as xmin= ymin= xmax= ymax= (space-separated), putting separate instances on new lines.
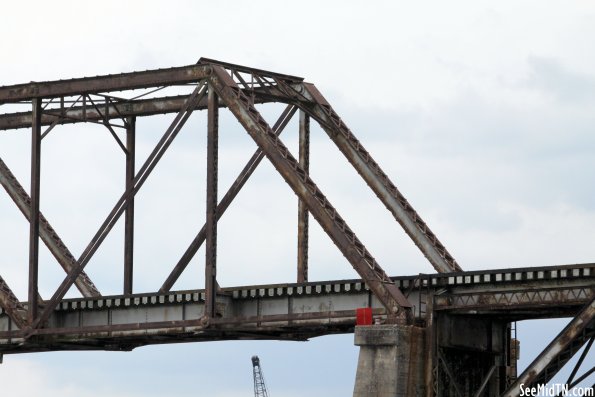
xmin=1 ymin=1 xmax=594 ymax=396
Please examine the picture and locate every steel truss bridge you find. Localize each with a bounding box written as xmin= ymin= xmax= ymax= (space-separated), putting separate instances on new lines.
xmin=0 ymin=59 xmax=593 ymax=396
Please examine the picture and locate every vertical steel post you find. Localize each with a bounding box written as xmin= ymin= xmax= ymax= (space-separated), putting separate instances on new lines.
xmin=123 ymin=117 xmax=136 ymax=295
xmin=297 ymin=110 xmax=310 ymax=283
xmin=28 ymin=98 xmax=42 ymax=323
xmin=204 ymin=86 xmax=219 ymax=318
xmin=425 ymin=287 xmax=437 ymax=397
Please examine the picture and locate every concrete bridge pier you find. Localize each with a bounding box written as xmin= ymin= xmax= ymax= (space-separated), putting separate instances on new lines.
xmin=353 ymin=324 xmax=426 ymax=397
xmin=353 ymin=318 xmax=514 ymax=397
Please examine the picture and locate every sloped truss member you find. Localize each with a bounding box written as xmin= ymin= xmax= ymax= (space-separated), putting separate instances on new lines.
xmin=0 ymin=59 xmax=463 ymax=334
xmin=277 ymin=83 xmax=461 ymax=274
xmin=209 ymin=66 xmax=411 ymax=317
xmin=502 ymin=297 xmax=595 ymax=397
xmin=0 ymin=276 xmax=27 ymax=329
xmin=0 ymin=157 xmax=100 ymax=298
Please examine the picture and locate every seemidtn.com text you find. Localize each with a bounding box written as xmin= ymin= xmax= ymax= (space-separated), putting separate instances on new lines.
xmin=519 ymin=383 xmax=594 ymax=396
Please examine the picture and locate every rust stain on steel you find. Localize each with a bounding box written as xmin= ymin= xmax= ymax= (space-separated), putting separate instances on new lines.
xmin=204 ymin=85 xmax=219 ymax=319
xmin=297 ymin=110 xmax=310 ymax=283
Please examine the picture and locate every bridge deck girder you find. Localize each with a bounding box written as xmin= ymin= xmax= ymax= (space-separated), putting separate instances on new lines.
xmin=0 ymin=264 xmax=592 ymax=355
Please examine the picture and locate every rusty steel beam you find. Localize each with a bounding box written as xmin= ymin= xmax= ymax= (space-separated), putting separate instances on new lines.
xmin=0 ymin=64 xmax=212 ymax=104
xmin=28 ymin=98 xmax=42 ymax=324
xmin=285 ymin=82 xmax=462 ymax=274
xmin=0 ymin=276 xmax=28 ymax=329
xmin=1 ymin=263 xmax=591 ymax=352
xmin=27 ymin=82 xmax=209 ymax=333
xmin=204 ymin=86 xmax=219 ymax=318
xmin=502 ymin=297 xmax=595 ymax=397
xmin=0 ymin=93 xmax=279 ymax=131
xmin=0 ymin=157 xmax=100 ymax=297
xmin=208 ymin=66 xmax=412 ymax=320
xmin=197 ymin=57 xmax=304 ymax=83
xmin=434 ymin=286 xmax=594 ymax=313
xmin=123 ymin=117 xmax=135 ymax=295
xmin=297 ymin=110 xmax=310 ymax=283
xmin=0 ymin=95 xmax=187 ymax=131
xmin=159 ymin=104 xmax=297 ymax=292
xmin=2 ymin=309 xmax=361 ymax=342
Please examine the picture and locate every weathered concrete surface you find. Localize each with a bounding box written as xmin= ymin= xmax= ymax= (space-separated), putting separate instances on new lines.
xmin=353 ymin=325 xmax=425 ymax=397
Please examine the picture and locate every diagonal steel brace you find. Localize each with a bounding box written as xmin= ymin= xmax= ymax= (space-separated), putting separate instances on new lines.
xmin=279 ymin=82 xmax=462 ymax=274
xmin=209 ymin=66 xmax=412 ymax=319
xmin=0 ymin=157 xmax=100 ymax=297
xmin=0 ymin=275 xmax=28 ymax=329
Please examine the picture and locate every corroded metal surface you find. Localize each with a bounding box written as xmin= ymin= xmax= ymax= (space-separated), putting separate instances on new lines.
xmin=0 ymin=59 xmax=593 ymax=396
xmin=0 ymin=264 xmax=591 ymax=355
xmin=502 ymin=297 xmax=595 ymax=397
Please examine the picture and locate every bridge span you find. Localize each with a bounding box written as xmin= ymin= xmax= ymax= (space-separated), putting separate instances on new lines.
xmin=0 ymin=59 xmax=593 ymax=396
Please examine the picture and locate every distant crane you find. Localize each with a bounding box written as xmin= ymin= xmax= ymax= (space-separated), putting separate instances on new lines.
xmin=251 ymin=355 xmax=270 ymax=397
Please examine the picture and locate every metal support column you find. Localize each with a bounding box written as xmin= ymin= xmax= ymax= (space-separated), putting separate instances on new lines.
xmin=204 ymin=86 xmax=218 ymax=318
xmin=297 ymin=110 xmax=310 ymax=283
xmin=124 ymin=117 xmax=136 ymax=295
xmin=28 ymin=98 xmax=42 ymax=323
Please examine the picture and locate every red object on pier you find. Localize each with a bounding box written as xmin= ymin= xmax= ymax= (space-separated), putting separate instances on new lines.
xmin=356 ymin=307 xmax=373 ymax=325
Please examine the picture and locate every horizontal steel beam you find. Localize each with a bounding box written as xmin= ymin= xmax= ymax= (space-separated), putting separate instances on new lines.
xmin=435 ymin=286 xmax=594 ymax=314
xmin=0 ymin=282 xmax=381 ymax=353
xmin=0 ymin=263 xmax=592 ymax=354
xmin=0 ymin=64 xmax=212 ymax=104
xmin=0 ymin=94 xmax=277 ymax=131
